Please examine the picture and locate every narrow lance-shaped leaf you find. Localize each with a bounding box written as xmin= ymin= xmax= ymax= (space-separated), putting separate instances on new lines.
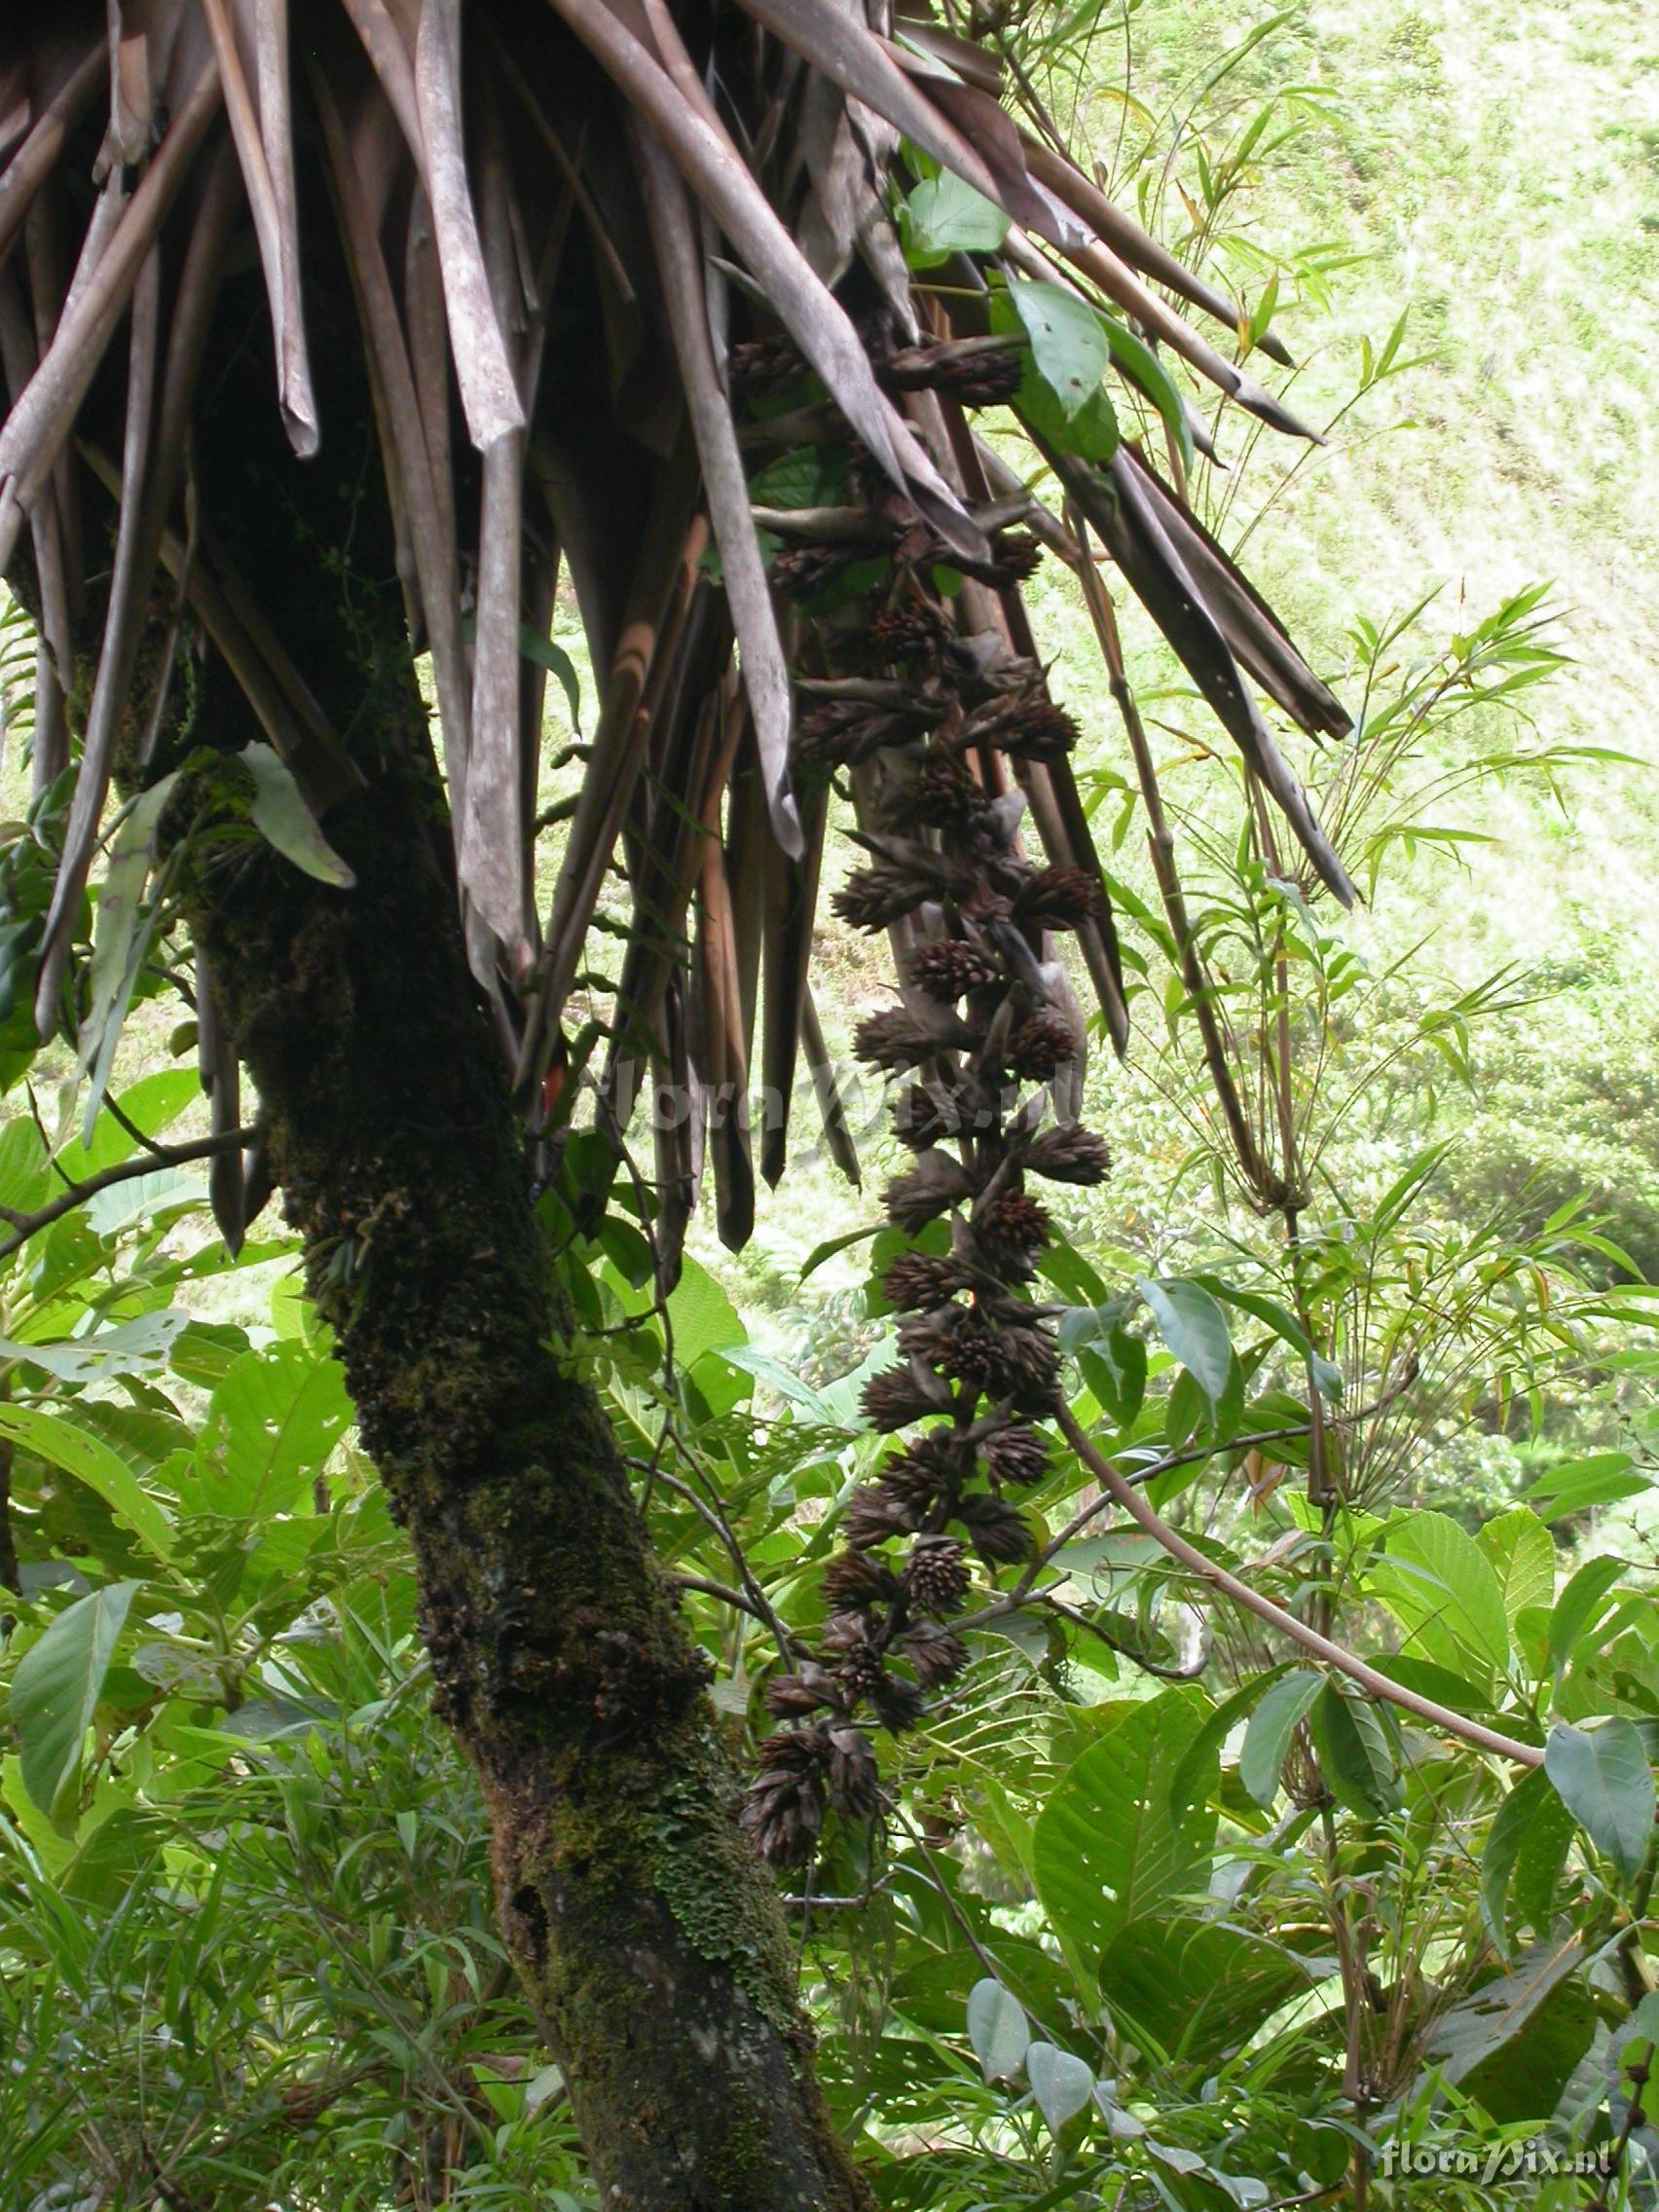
xmin=75 ymin=772 xmax=181 ymax=1143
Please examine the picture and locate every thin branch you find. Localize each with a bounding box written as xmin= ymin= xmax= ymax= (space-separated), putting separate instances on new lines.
xmin=1055 ymin=1406 xmax=1545 ymax=1768
xmin=0 ymin=1127 xmax=258 ymax=1261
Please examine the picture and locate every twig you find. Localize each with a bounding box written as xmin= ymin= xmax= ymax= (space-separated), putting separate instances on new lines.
xmin=0 ymin=1125 xmax=257 ymax=1260
xmin=1055 ymin=1407 xmax=1545 ymax=1768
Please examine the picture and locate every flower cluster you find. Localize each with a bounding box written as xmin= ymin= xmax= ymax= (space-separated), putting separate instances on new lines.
xmin=740 ymin=374 xmax=1113 ymax=1865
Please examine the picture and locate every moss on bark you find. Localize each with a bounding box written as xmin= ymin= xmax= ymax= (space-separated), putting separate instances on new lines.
xmin=4 ymin=251 xmax=870 ymax=2200
xmin=188 ymin=752 xmax=871 ymax=2209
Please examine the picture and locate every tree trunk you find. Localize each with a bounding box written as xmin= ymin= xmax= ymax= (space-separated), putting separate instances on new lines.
xmin=191 ymin=738 xmax=867 ymax=2209
xmin=2 ymin=322 xmax=869 ymax=2199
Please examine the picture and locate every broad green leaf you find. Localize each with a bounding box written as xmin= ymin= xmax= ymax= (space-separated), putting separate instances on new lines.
xmin=1475 ymin=1506 xmax=1556 ymax=1627
xmin=1367 ymin=1509 xmax=1510 ymax=1688
xmin=1032 ymin=1686 xmax=1215 ymax=1985
xmin=747 ymin=445 xmax=848 ymax=510
xmin=57 ymin=1068 xmax=198 ymax=1180
xmin=1368 ymin=1651 xmax=1495 ymax=1715
xmin=1190 ymin=1274 xmax=1342 ymax=1401
xmin=898 ymin=170 xmax=1010 ymax=266
xmin=0 ymin=1309 xmax=189 ymax=1385
xmin=799 ymin=1223 xmax=882 ymax=1282
xmin=1544 ymin=1720 xmax=1655 ymax=1881
xmin=1099 ymin=1914 xmax=1323 ymax=2069
xmin=1006 ymin=278 xmax=1109 ymax=417
xmin=716 ymin=1346 xmax=843 ymax=1427
xmin=1511 ymin=1772 xmax=1578 ymax=1936
xmin=666 ymin=1254 xmax=748 ymax=1370
xmin=189 ymin=1342 xmax=353 ymax=1520
xmin=1425 ymin=1939 xmax=1593 ymax=2126
xmin=85 ymin=1166 xmax=203 ymax=1237
xmin=1136 ymin=1276 xmax=1233 ymax=1411
xmin=967 ymin=1977 xmax=1030 ymax=2083
xmin=12 ymin=1581 xmax=139 ymax=1824
xmin=1017 ymin=365 xmax=1120 ymax=461
xmin=1025 ymin=2042 xmax=1093 ymax=2132
xmin=1307 ymin=1681 xmax=1400 ymax=1819
xmin=0 ymin=1404 xmax=175 ymax=1560
xmin=525 ymin=2063 xmax=566 ymax=2116
xmin=242 ymin=744 xmax=355 ymax=886
xmin=0 ymin=1112 xmax=50 ymax=1214
xmin=1238 ymin=1669 xmax=1323 ymax=1808
xmin=1480 ymin=1766 xmax=1574 ymax=1954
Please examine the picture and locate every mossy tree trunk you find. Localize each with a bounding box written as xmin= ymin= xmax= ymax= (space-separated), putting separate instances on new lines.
xmin=11 ymin=276 xmax=870 ymax=2212
xmin=195 ymin=751 xmax=866 ymax=2212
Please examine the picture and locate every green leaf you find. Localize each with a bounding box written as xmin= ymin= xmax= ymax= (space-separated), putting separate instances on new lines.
xmin=1544 ymin=1720 xmax=1655 ymax=1882
xmin=59 ymin=1068 xmax=199 ymax=1179
xmin=1367 ymin=1510 xmax=1511 ymax=1689
xmin=1006 ymin=279 xmax=1109 ymax=418
xmin=0 ymin=1309 xmax=189 ymax=1385
xmin=747 ymin=445 xmax=848 ymax=510
xmin=1169 ymin=1667 xmax=1288 ymax=1816
xmin=1025 ymin=2042 xmax=1093 ymax=2132
xmin=1307 ymin=1681 xmax=1400 ymax=1819
xmin=78 ymin=776 xmax=179 ymax=1142
xmin=12 ymin=1581 xmax=139 ymax=1824
xmin=1100 ymin=314 xmax=1195 ymax=474
xmin=1425 ymin=1939 xmax=1594 ymax=2126
xmin=1017 ymin=366 xmax=1120 ymax=461
xmin=241 ymin=744 xmax=355 ymax=887
xmin=517 ymin=626 xmax=581 ymax=728
xmin=1238 ymin=1668 xmax=1323 ymax=1808
xmin=800 ymin=1223 xmax=882 ymax=1282
xmin=1511 ymin=1772 xmax=1579 ymax=1934
xmin=1190 ymin=1274 xmax=1339 ymax=1393
xmin=1480 ymin=1766 xmax=1574 ymax=1955
xmin=1099 ymin=1914 xmax=1322 ymax=2069
xmin=1032 ymin=1687 xmax=1216 ymax=1985
xmin=966 ymin=1976 xmax=1029 ymax=2083
xmin=0 ymin=1113 xmax=50 ymax=1216
xmin=666 ymin=1254 xmax=748 ymax=1370
xmin=1546 ymin=1555 xmax=1627 ymax=1676
xmin=1476 ymin=1506 xmax=1556 ymax=1628
xmin=1137 ymin=1276 xmax=1233 ymax=1411
xmin=0 ymin=1404 xmax=176 ymax=1560
xmin=188 ymin=1342 xmax=353 ymax=1520
xmin=1524 ymin=1453 xmax=1649 ymax=1519
xmin=898 ymin=170 xmax=1010 ymax=267
xmin=1367 ymin=1651 xmax=1495 ymax=1714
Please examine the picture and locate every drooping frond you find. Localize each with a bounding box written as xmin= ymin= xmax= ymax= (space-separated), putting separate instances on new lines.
xmin=0 ymin=0 xmax=1354 ymax=1271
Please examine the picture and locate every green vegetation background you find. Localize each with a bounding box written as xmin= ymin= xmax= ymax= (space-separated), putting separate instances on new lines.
xmin=717 ymin=0 xmax=1659 ymax=1505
